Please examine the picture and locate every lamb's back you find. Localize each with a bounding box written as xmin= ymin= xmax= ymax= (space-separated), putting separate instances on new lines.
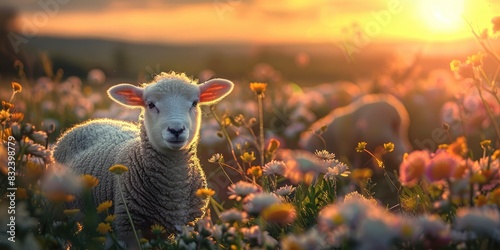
xmin=54 ymin=119 xmax=138 ymax=162
xmin=53 ymin=119 xmax=139 ymax=204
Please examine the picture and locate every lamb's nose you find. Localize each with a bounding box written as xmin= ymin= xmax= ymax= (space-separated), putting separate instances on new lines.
xmin=167 ymin=126 xmax=185 ymax=137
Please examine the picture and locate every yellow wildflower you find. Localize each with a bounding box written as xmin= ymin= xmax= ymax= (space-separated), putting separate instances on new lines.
xmin=96 ymin=222 xmax=111 ymax=235
xmin=475 ymin=194 xmax=488 ymax=207
xmin=480 ymin=139 xmax=491 ymax=149
xmin=105 ymin=214 xmax=116 ymax=223
xmin=80 ymin=174 xmax=99 ymax=189
xmin=2 ymin=101 xmax=13 ymax=111
xmin=267 ymin=138 xmax=280 ymax=153
xmin=10 ymin=112 xmax=23 ymax=122
xmin=332 ymin=213 xmax=344 ymax=225
xmin=45 ymin=191 xmax=75 ymax=203
xmin=400 ymin=223 xmax=414 ymax=239
xmin=383 ymin=142 xmax=394 ymax=152
xmin=355 ymin=142 xmax=367 ymax=152
xmin=12 ymin=82 xmax=22 ymax=93
xmin=0 ymin=110 xmax=10 ymax=122
xmin=261 ymin=203 xmax=297 ymax=225
xmin=151 ymin=224 xmax=166 ymax=235
xmin=466 ymin=52 xmax=485 ymax=66
xmin=450 ymin=60 xmax=461 ymax=72
xmin=428 ymin=184 xmax=444 ymax=199
xmin=195 ymin=188 xmax=215 ymax=199
xmin=140 ymin=238 xmax=149 ymax=244
xmin=249 ymin=82 xmax=267 ymax=96
xmin=488 ymin=188 xmax=500 ymax=205
xmin=2 ymin=128 xmax=12 ymax=141
xmin=92 ymin=236 xmax=107 ymax=244
xmin=63 ymin=209 xmax=81 ymax=216
xmin=25 ymin=161 xmax=43 ymax=182
xmin=401 ymin=196 xmax=418 ymax=212
xmin=447 ymin=136 xmax=468 ymax=157
xmin=109 ymin=164 xmax=129 ymax=175
xmin=240 ymin=151 xmax=256 ymax=163
xmin=247 ymin=166 xmax=263 ymax=178
xmin=351 ymin=168 xmax=372 ymax=183
xmin=96 ymin=200 xmax=113 ymax=213
xmin=222 ymin=116 xmax=232 ymax=127
xmin=470 ymin=173 xmax=487 ymax=185
xmin=492 ymin=149 xmax=500 ymax=160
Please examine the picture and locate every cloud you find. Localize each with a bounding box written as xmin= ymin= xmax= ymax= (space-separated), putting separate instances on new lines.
xmin=2 ymin=0 xmax=390 ymax=15
xmin=1 ymin=0 xmax=216 ymax=13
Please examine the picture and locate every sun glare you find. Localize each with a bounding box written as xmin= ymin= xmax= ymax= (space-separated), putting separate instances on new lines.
xmin=419 ymin=0 xmax=465 ymax=32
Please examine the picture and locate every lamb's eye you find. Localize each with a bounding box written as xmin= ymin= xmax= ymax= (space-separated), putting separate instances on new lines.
xmin=192 ymin=100 xmax=198 ymax=108
xmin=148 ymin=102 xmax=156 ymax=109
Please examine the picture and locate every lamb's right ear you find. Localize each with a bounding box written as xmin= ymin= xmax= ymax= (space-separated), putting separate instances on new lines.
xmin=107 ymin=84 xmax=145 ymax=108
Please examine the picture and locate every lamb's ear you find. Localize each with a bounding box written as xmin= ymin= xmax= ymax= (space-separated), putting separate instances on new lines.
xmin=108 ymin=84 xmax=145 ymax=108
xmin=198 ymin=78 xmax=234 ymax=105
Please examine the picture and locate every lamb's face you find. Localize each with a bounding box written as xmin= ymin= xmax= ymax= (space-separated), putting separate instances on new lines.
xmin=107 ymin=72 xmax=234 ymax=152
xmin=143 ymin=81 xmax=201 ymax=151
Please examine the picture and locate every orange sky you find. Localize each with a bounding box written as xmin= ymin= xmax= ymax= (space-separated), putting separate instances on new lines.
xmin=6 ymin=0 xmax=500 ymax=44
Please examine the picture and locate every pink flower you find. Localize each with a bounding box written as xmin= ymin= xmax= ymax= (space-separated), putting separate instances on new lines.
xmin=399 ymin=150 xmax=431 ymax=187
xmin=425 ymin=152 xmax=460 ymax=182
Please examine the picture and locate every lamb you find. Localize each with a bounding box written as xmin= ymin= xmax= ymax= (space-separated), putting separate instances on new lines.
xmin=299 ymin=94 xmax=411 ymax=204
xmin=53 ymin=72 xmax=234 ymax=247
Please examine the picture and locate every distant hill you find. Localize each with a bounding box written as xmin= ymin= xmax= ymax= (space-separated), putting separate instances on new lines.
xmin=6 ymin=35 xmax=485 ymax=85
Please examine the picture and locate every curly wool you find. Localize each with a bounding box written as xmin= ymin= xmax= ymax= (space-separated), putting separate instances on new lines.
xmin=53 ymin=118 xmax=208 ymax=239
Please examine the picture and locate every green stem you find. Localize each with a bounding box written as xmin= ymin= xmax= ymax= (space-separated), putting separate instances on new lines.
xmin=9 ymin=92 xmax=16 ymax=103
xmin=209 ymin=197 xmax=224 ymax=218
xmin=363 ymin=149 xmax=383 ymax=168
xmin=312 ymin=132 xmax=327 ymax=150
xmin=210 ymin=107 xmax=245 ymax=174
xmin=475 ymin=80 xmax=500 ymax=144
xmin=117 ymin=177 xmax=142 ymax=250
xmin=258 ymin=95 xmax=265 ymax=166
xmin=217 ymin=163 xmax=235 ymax=185
xmin=479 ymin=67 xmax=500 ymax=109
xmin=464 ymin=17 xmax=500 ymax=65
xmin=242 ymin=119 xmax=260 ymax=151
xmin=1 ymin=123 xmax=4 ymax=143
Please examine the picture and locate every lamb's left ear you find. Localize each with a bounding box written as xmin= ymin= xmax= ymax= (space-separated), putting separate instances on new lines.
xmin=199 ymin=78 xmax=234 ymax=105
xmin=108 ymin=84 xmax=145 ymax=108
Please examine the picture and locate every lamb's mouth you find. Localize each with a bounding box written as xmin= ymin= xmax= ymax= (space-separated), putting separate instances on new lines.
xmin=167 ymin=140 xmax=185 ymax=144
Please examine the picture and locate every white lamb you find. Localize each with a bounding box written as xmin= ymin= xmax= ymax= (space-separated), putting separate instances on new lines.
xmin=53 ymin=72 xmax=234 ymax=247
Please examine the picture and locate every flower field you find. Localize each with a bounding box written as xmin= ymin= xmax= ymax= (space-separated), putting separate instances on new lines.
xmin=2 ymin=16 xmax=500 ymax=250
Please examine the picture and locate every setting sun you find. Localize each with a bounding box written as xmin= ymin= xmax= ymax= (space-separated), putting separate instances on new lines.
xmin=419 ymin=0 xmax=465 ymax=32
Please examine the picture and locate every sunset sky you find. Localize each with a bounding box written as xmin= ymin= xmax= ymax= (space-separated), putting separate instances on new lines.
xmin=4 ymin=0 xmax=500 ymax=44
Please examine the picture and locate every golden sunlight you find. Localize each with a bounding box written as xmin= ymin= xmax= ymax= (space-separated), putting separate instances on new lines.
xmin=419 ymin=0 xmax=465 ymax=32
